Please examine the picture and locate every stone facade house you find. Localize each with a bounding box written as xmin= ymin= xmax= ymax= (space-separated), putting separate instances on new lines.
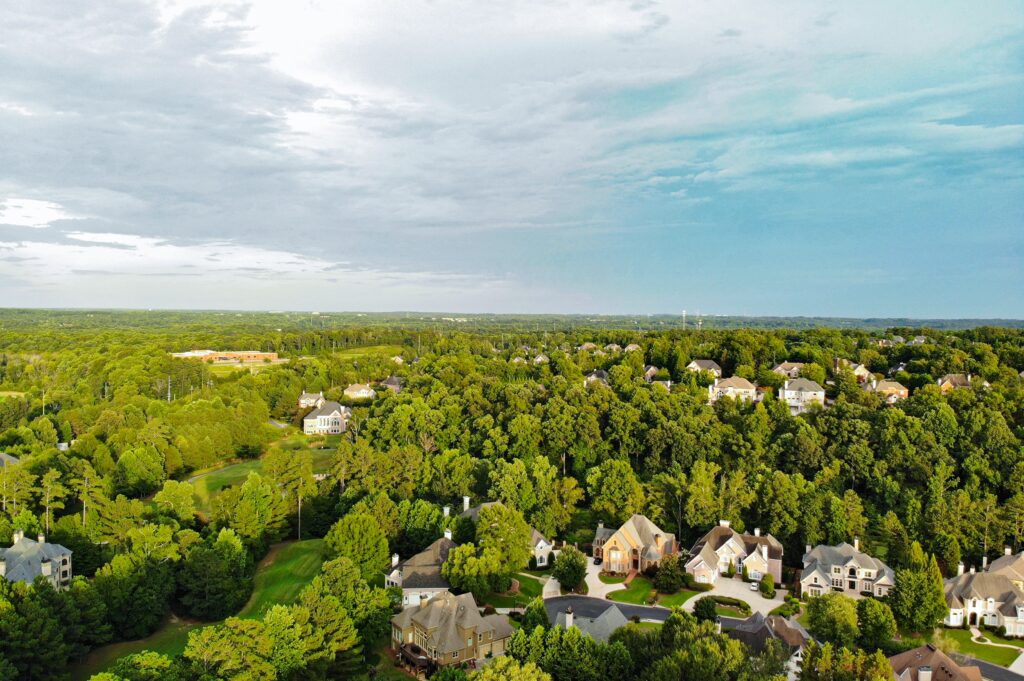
xmin=554 ymin=605 xmax=628 ymax=643
xmin=0 ymin=530 xmax=72 ymax=589
xmin=772 ymin=362 xmax=805 ymax=379
xmin=779 ymin=378 xmax=826 ymax=415
xmin=385 ymin=532 xmax=457 ymax=609
xmin=944 ymin=566 xmax=1024 ymax=636
xmin=391 ymin=592 xmax=513 ymax=669
xmin=302 ymin=400 xmax=349 ymax=435
xmin=344 ymin=383 xmax=377 ymax=400
xmin=708 ymin=376 xmax=757 ymax=403
xmin=685 ymin=520 xmax=783 ymax=585
xmin=593 ymin=515 xmax=677 ymax=574
xmin=889 ymin=644 xmax=982 ymax=681
xmin=460 ymin=499 xmax=552 ymax=568
xmin=990 ymin=547 xmax=1024 ymax=591
xmin=799 ymin=540 xmax=895 ymax=598
xmin=864 ymin=379 xmax=909 ymax=404
xmin=686 ymin=359 xmax=722 ymax=377
xmin=727 ymin=613 xmax=810 ymax=681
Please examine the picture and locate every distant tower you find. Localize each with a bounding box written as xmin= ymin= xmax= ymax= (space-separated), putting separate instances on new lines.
xmin=682 ymin=310 xmax=687 ymax=329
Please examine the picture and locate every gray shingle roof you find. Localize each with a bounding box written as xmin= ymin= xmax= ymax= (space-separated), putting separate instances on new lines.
xmin=396 ymin=537 xmax=457 ymax=589
xmin=0 ymin=535 xmax=72 ymax=585
xmin=0 ymin=453 xmax=20 ymax=467
xmin=801 ymin=542 xmax=894 ymax=586
xmin=555 ymin=605 xmax=628 ymax=643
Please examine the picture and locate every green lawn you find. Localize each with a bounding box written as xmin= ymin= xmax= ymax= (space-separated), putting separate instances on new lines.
xmin=631 ymin=622 xmax=663 ymax=632
xmin=608 ymin=577 xmax=655 ymax=605
xmin=70 ymin=540 xmax=324 ymax=680
xmin=978 ymin=629 xmax=1024 ymax=648
xmin=334 ymin=344 xmax=405 ymax=360
xmin=658 ymin=590 xmax=699 ymax=607
xmin=944 ymin=628 xmax=1022 ymax=667
xmin=485 ymin=574 xmax=543 ymax=608
xmin=716 ymin=604 xmax=749 ymax=618
xmin=599 ymin=573 xmax=626 ymax=584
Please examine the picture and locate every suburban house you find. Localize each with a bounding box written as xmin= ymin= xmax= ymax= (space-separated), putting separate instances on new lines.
xmin=989 ymin=547 xmax=1024 ymax=591
xmin=604 ymin=343 xmax=622 ymax=353
xmin=0 ymin=530 xmax=72 ymax=589
xmin=834 ymin=359 xmax=873 ymax=383
xmin=302 ymin=400 xmax=349 ymax=435
xmin=944 ymin=566 xmax=1024 ymax=636
xmin=643 ymin=365 xmax=660 ymax=382
xmin=511 ymin=357 xmax=527 ymax=364
xmin=584 ymin=370 xmax=609 ymax=388
xmin=460 ymin=499 xmax=552 ymax=568
xmin=624 ymin=344 xmax=642 ymax=352
xmin=864 ymin=379 xmax=909 ymax=404
xmin=298 ymin=390 xmax=325 ymax=409
xmin=344 ymin=383 xmax=377 ymax=400
xmin=381 ymin=376 xmax=405 ymax=394
xmin=593 ymin=515 xmax=677 ymax=574
xmin=554 ymin=605 xmax=628 ymax=643
xmin=686 ymin=359 xmax=723 ymax=377
xmin=889 ymin=644 xmax=982 ymax=681
xmin=779 ymin=378 xmax=826 ymax=415
xmin=0 ymin=452 xmax=20 ymax=467
xmin=577 ymin=342 xmax=598 ymax=352
xmin=385 ymin=531 xmax=457 ymax=608
xmin=391 ymin=355 xmax=405 ymax=365
xmin=533 ymin=354 xmax=549 ymax=364
xmin=686 ymin=521 xmax=783 ymax=585
xmin=937 ymin=374 xmax=989 ymax=393
xmin=799 ymin=540 xmax=895 ymax=598
xmin=391 ymin=592 xmax=513 ymax=670
xmin=910 ymin=335 xmax=928 ymax=345
xmin=708 ymin=376 xmax=757 ymax=403
xmin=772 ymin=362 xmax=805 ymax=379
xmin=727 ymin=613 xmax=810 ymax=681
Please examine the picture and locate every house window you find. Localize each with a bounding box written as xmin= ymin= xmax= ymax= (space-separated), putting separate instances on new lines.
xmin=452 ymin=652 xmax=459 ymax=659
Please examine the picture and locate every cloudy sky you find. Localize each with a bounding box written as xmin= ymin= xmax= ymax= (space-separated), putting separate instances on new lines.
xmin=1 ymin=0 xmax=1022 ymax=316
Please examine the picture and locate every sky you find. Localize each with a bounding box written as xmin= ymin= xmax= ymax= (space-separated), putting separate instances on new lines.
xmin=1 ymin=0 xmax=1022 ymax=317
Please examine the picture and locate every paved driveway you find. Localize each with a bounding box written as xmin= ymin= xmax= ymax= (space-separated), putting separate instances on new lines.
xmin=583 ymin=560 xmax=625 ymax=598
xmin=679 ymin=575 xmax=788 ymax=616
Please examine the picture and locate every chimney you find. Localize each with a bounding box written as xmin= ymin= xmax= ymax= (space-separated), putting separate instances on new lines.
xmin=957 ymin=562 xmax=964 ymax=576
xmin=719 ymin=519 xmax=731 ymax=528
xmin=443 ymin=505 xmax=450 ymax=518
xmin=871 ymin=379 xmax=878 ymax=390
xmin=982 ymin=555 xmax=988 ymax=570
xmin=805 ymin=544 xmax=812 ymax=556
xmin=12 ymin=530 xmax=22 ymax=544
xmin=853 ymin=537 xmax=859 ymax=551
xmin=597 ymin=521 xmax=604 ymax=529
xmin=784 ymin=380 xmax=790 ymax=390
xmin=1006 ymin=547 xmax=1013 ymax=556
xmin=420 ymin=593 xmax=429 ymax=607
xmin=564 ymin=607 xmax=574 ymax=629
xmin=392 ymin=553 xmax=400 ymax=568
xmin=969 ymin=566 xmax=976 ymax=575
xmin=918 ymin=666 xmax=932 ymax=681
xmin=715 ymin=616 xmax=722 ymax=634
xmin=754 ymin=528 xmax=761 ymax=537
xmin=761 ymin=544 xmax=768 ymax=560
xmin=444 ymin=528 xmax=453 ymax=540
xmin=0 ymin=559 xmax=5 ymax=577
xmin=463 ymin=496 xmax=470 ymax=512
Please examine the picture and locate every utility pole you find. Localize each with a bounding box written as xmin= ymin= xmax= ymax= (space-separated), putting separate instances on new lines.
xmin=167 ymin=375 xmax=172 ymax=403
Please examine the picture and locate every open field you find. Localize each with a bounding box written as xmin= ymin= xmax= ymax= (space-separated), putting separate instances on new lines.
xmin=70 ymin=540 xmax=324 ymax=680
xmin=334 ymin=344 xmax=405 ymax=360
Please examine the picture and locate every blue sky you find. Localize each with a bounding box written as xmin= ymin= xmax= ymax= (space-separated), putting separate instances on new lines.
xmin=0 ymin=0 xmax=1022 ymax=316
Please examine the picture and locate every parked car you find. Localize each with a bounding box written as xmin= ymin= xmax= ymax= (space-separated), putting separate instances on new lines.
xmin=593 ymin=557 xmax=602 ymax=566
xmin=749 ymin=582 xmax=759 ymax=591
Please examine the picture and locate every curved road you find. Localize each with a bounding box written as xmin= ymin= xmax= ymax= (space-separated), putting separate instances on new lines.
xmin=543 ymin=597 xmax=1024 ymax=681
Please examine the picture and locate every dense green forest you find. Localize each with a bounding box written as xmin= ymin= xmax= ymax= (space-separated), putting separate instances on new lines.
xmin=0 ymin=310 xmax=1022 ymax=681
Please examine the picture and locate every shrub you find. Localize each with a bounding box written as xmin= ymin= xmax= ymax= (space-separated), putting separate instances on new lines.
xmin=654 ymin=554 xmax=685 ymax=594
xmin=552 ymin=546 xmax=587 ymax=591
xmin=528 ymin=556 xmax=538 ymax=571
xmin=759 ymin=574 xmax=776 ymax=599
xmin=694 ymin=597 xmax=718 ymax=622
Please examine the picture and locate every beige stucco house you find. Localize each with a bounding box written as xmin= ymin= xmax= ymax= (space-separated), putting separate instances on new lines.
xmin=592 ymin=515 xmax=677 ymax=574
xmin=391 ymin=592 xmax=513 ymax=669
xmin=708 ymin=376 xmax=757 ymax=403
xmin=685 ymin=520 xmax=783 ymax=585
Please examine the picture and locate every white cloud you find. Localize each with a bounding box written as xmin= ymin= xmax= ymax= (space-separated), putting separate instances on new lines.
xmin=0 ymin=198 xmax=82 ymax=228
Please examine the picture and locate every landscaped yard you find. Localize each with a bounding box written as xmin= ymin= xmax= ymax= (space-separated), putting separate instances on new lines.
xmin=598 ymin=573 xmax=626 ymax=584
xmin=944 ymin=628 xmax=1022 ymax=667
xmin=608 ymin=576 xmax=655 ymax=604
xmin=70 ymin=540 xmax=325 ymax=680
xmin=978 ymin=629 xmax=1024 ymax=648
xmin=485 ymin=574 xmax=544 ymax=608
xmin=658 ymin=590 xmax=699 ymax=607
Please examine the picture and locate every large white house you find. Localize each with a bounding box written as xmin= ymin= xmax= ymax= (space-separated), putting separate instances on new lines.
xmin=302 ymin=400 xmax=350 ymax=435
xmin=779 ymin=378 xmax=825 ymax=415
xmin=708 ymin=376 xmax=757 ymax=403
xmin=685 ymin=520 xmax=783 ymax=585
xmin=686 ymin=359 xmax=722 ymax=377
xmin=0 ymin=530 xmax=72 ymax=589
xmin=800 ymin=540 xmax=895 ymax=598
xmin=944 ymin=566 xmax=1024 ymax=636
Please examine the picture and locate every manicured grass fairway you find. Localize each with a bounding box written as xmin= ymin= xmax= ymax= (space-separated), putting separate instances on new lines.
xmin=944 ymin=628 xmax=1021 ymax=667
xmin=70 ymin=540 xmax=324 ymax=681
xmin=608 ymin=576 xmax=655 ymax=604
xmin=334 ymin=344 xmax=405 ymax=360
